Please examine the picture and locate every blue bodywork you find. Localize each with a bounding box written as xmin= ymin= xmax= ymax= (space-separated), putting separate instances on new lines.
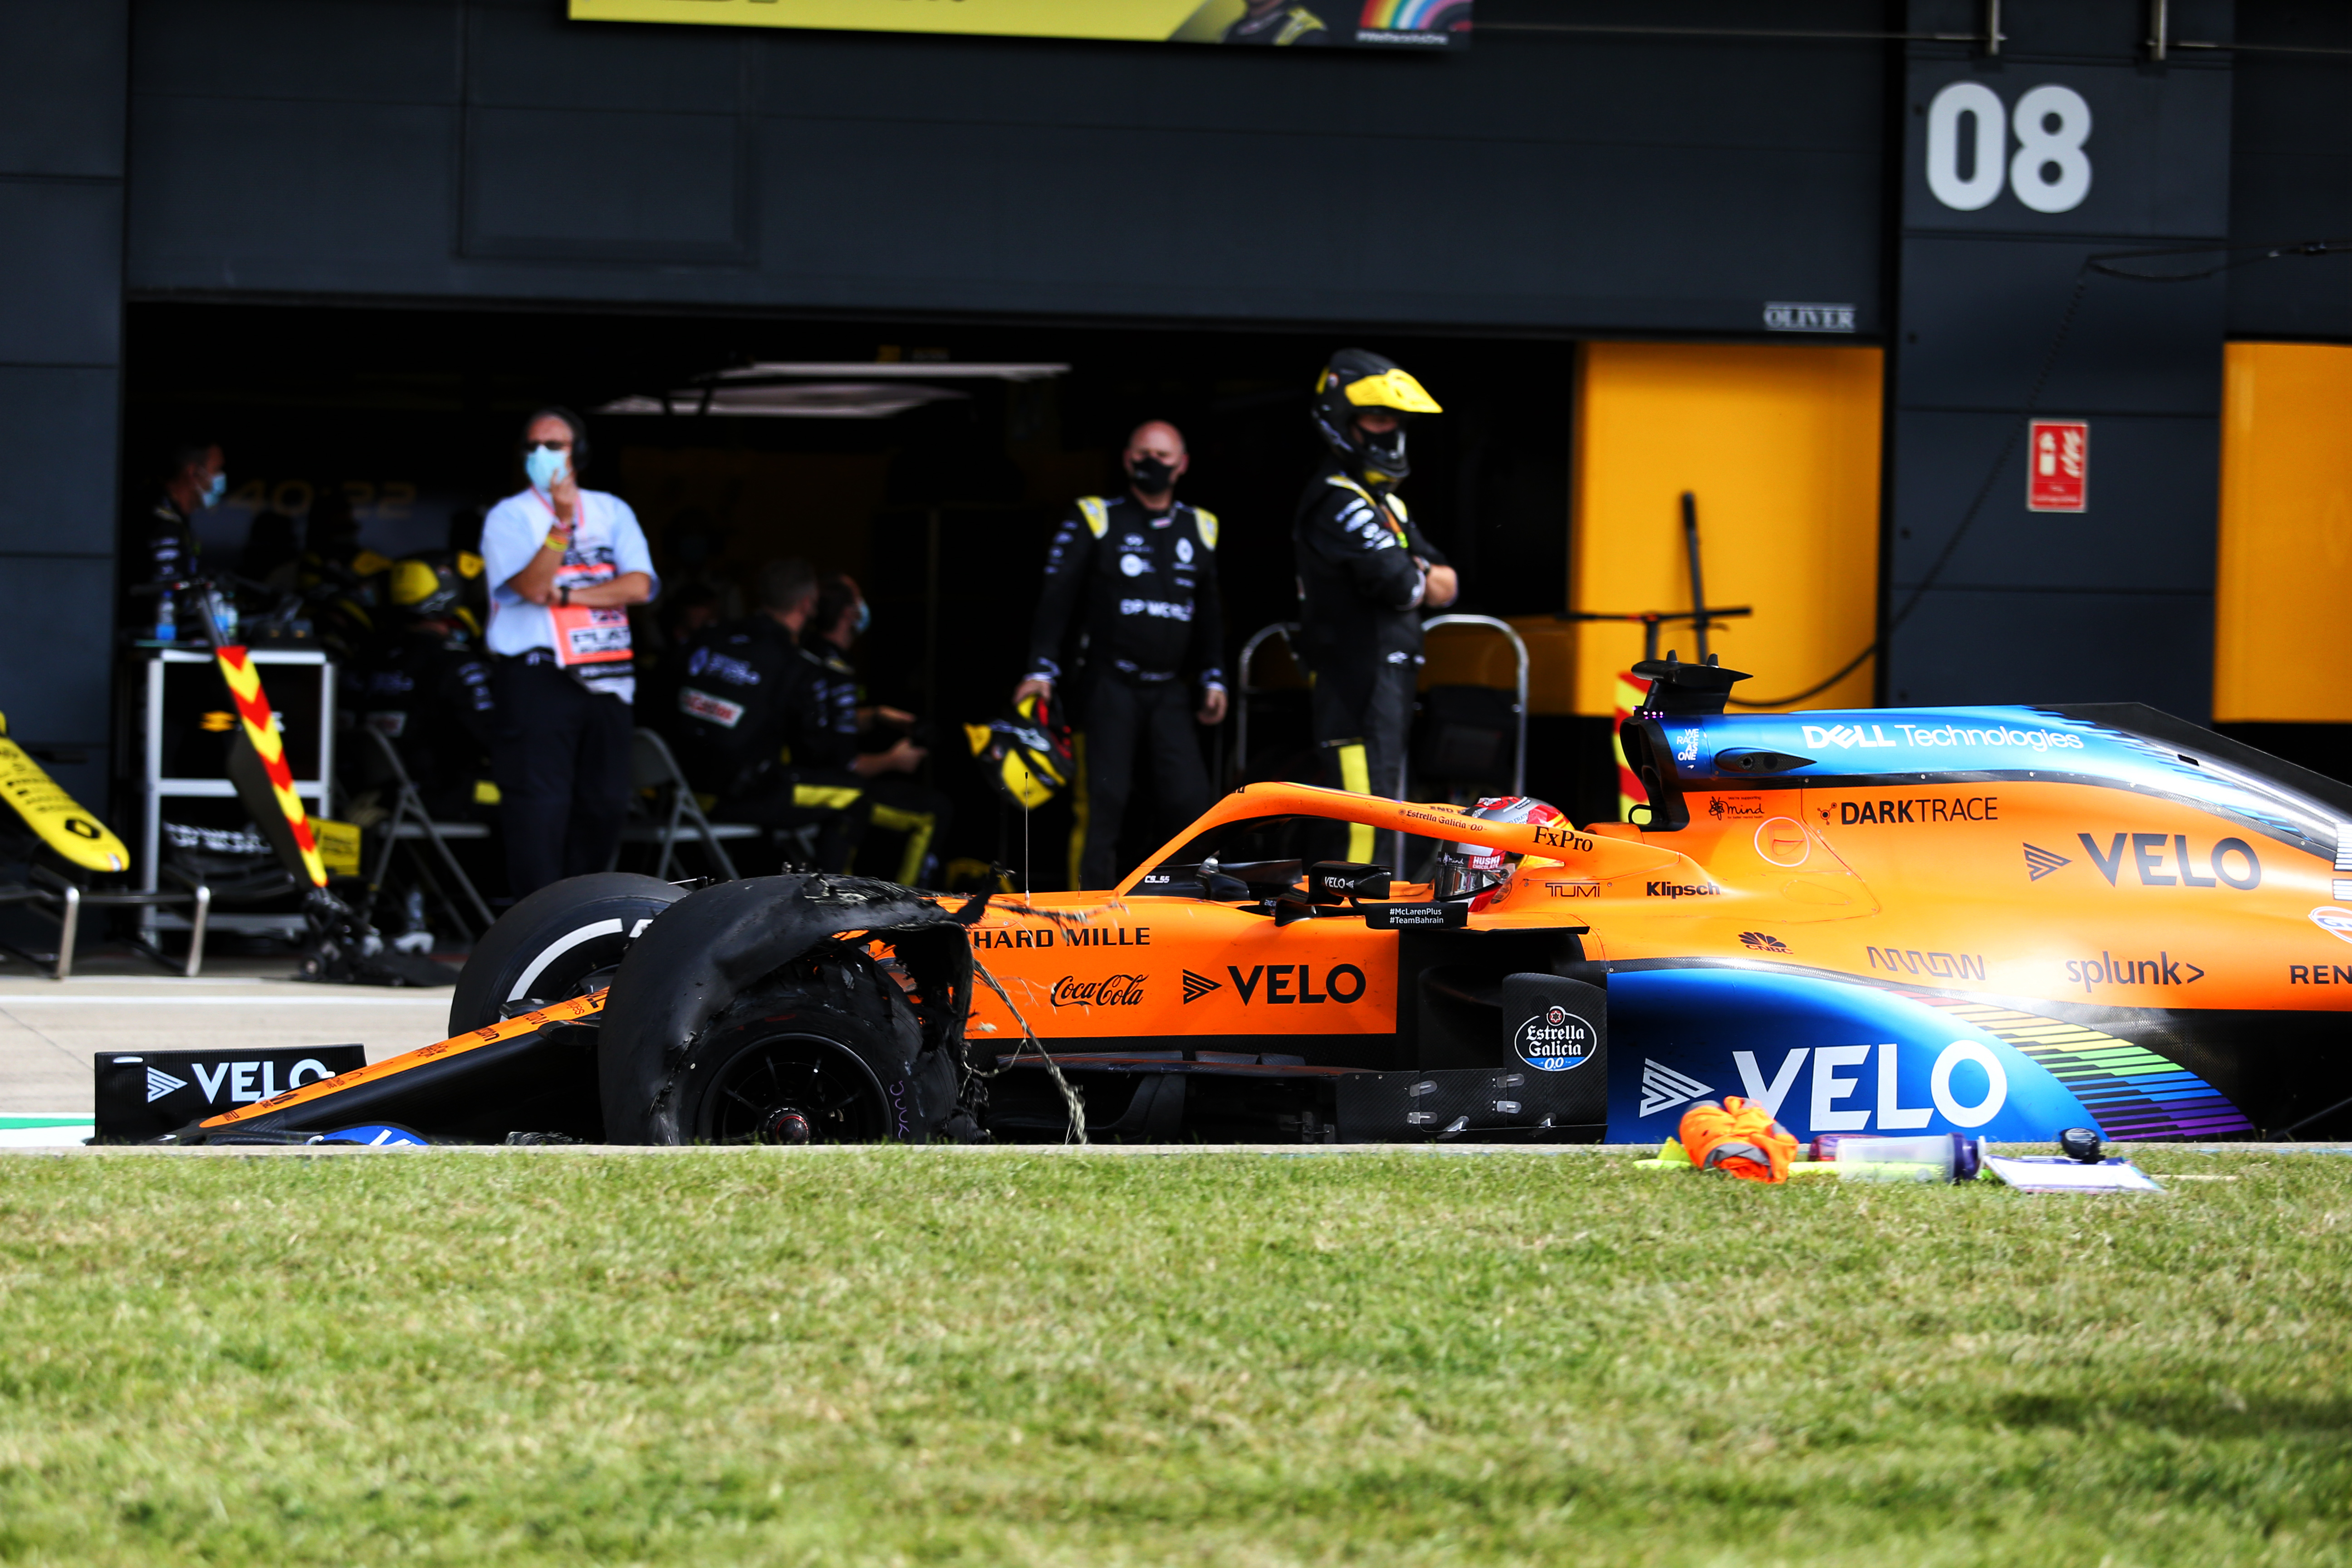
xmin=1600 ymin=702 xmax=2299 ymax=1143
xmin=1604 ymin=966 xmax=2255 ymax=1143
xmin=1647 ymin=705 xmax=2334 ymax=856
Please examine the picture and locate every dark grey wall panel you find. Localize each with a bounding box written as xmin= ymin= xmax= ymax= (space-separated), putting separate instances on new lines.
xmin=125 ymin=0 xmax=1888 ymax=333
xmin=1895 ymin=239 xmax=2226 ymax=413
xmin=755 ymin=115 xmax=1877 ymax=330
xmin=0 ymin=3 xmax=129 ymax=177
xmin=1 ymin=2 xmax=127 ymax=806
xmin=0 ymin=368 xmax=122 ymax=554
xmin=2226 ymin=4 xmax=2352 ymax=340
xmin=745 ymin=22 xmax=1880 ymax=147
xmin=1882 ymin=2 xmax=2231 ymax=721
xmin=463 ymin=107 xmax=747 ymax=260
xmin=132 ymin=0 xmax=460 ymax=104
xmin=1889 ymin=412 xmax=2221 ymax=593
xmin=0 ymin=555 xmax=128 ymax=735
xmin=0 ymin=181 xmax=125 ymax=365
xmin=1886 ymin=588 xmax=2214 ymax=716
xmin=472 ymin=5 xmax=744 ymax=111
xmin=129 ymin=96 xmax=456 ymax=288
xmin=1909 ymin=0 xmax=2234 ymax=59
xmin=1900 ymin=58 xmax=2233 ymax=240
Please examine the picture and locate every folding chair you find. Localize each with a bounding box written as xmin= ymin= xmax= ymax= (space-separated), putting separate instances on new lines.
xmin=1231 ymin=621 xmax=1308 ymax=787
xmin=0 ymin=862 xmax=211 ymax=980
xmin=1396 ymin=614 xmax=1531 ymax=872
xmin=612 ymin=728 xmax=763 ymax=882
xmin=359 ymin=724 xmax=497 ymax=937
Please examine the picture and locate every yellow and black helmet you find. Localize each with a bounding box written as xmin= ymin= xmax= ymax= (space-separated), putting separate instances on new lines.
xmin=388 ymin=555 xmax=464 ymax=619
xmin=1311 ymin=348 xmax=1441 ymax=486
xmin=964 ymin=691 xmax=1075 ymax=812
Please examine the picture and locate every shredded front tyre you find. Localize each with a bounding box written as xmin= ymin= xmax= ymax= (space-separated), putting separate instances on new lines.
xmin=594 ymin=875 xmax=980 ymax=1146
xmin=668 ymin=963 xmax=949 ymax=1145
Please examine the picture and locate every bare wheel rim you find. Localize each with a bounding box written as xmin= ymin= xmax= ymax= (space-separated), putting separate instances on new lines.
xmin=692 ymin=1032 xmax=891 ymax=1145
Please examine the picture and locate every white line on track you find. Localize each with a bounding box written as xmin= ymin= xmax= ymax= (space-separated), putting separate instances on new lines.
xmin=0 ymin=995 xmax=451 ymax=1006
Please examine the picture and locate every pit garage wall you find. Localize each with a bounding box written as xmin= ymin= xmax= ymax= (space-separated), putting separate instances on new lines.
xmin=122 ymin=0 xmax=1888 ymax=333
xmin=1882 ymin=0 xmax=2235 ymax=721
xmin=0 ymin=2 xmax=128 ymax=810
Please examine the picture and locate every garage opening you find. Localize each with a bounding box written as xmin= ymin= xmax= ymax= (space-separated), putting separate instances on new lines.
xmin=122 ymin=301 xmax=1586 ymax=896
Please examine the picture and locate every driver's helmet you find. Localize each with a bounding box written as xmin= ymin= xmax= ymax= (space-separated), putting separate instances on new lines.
xmin=1431 ymin=795 xmax=1566 ymax=910
xmin=964 ymin=691 xmax=1074 ymax=812
xmin=388 ymin=555 xmax=462 ymax=620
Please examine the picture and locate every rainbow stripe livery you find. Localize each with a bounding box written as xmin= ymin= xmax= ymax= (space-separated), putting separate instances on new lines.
xmin=1358 ymin=0 xmax=1457 ymax=29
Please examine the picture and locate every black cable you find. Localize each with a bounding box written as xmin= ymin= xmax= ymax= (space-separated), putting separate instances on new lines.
xmin=1721 ymin=237 xmax=2349 ymax=710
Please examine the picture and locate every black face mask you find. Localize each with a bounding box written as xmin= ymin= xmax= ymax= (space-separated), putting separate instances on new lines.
xmin=1129 ymin=456 xmax=1178 ymax=494
xmin=1357 ymin=424 xmax=1410 ymax=482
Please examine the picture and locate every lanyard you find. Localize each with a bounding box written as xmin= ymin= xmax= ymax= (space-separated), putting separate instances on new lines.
xmin=533 ymin=485 xmax=585 ymax=537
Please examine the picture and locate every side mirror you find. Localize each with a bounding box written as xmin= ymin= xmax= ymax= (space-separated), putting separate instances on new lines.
xmin=1309 ymin=861 xmax=1392 ymax=906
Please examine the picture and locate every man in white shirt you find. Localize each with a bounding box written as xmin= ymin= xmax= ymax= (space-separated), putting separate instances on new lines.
xmin=480 ymin=407 xmax=658 ymax=895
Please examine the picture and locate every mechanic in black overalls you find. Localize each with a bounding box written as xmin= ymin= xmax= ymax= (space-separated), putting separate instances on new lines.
xmin=669 ymin=559 xmax=869 ymax=873
xmin=1294 ymin=349 xmax=1457 ymax=863
xmin=1017 ymin=421 xmax=1225 ymax=891
xmin=129 ymin=440 xmax=226 ymax=634
xmin=805 ymin=572 xmax=948 ymax=886
xmin=358 ymin=556 xmax=499 ymax=821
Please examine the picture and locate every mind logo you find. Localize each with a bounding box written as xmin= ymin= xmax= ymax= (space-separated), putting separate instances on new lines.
xmin=1513 ymin=1004 xmax=1596 ymax=1073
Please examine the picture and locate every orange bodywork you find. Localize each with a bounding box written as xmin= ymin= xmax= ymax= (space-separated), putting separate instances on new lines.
xmin=187 ymin=696 xmax=2352 ymax=1146
xmin=958 ymin=770 xmax=2348 ymax=1039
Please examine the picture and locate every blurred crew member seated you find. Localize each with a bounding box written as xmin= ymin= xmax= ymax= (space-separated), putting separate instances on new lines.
xmin=634 ymin=582 xmax=723 ymax=732
xmin=1016 ymin=420 xmax=1225 ymax=891
xmin=670 ymin=559 xmax=869 ymax=873
xmin=445 ymin=502 xmax=490 ymax=634
xmin=239 ymin=510 xmax=302 ymax=596
xmin=362 ymin=556 xmax=499 ymax=820
xmin=299 ymin=486 xmax=395 ymax=662
xmin=132 ymin=441 xmax=225 ymax=634
xmin=1294 ymin=349 xmax=1457 ymax=859
xmin=482 ymin=407 xmax=658 ymax=896
xmin=807 ymin=572 xmax=950 ymax=886
xmin=1222 ymin=0 xmax=1329 ymax=43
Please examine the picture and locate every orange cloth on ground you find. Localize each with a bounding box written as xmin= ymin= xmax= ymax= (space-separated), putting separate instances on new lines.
xmin=1676 ymin=1097 xmax=1798 ymax=1184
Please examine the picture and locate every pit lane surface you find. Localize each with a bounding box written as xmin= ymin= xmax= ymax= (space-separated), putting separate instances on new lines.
xmin=0 ymin=959 xmax=451 ymax=1144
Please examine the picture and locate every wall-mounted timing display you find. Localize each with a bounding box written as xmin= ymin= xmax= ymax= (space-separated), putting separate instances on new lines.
xmin=1926 ymin=82 xmax=2092 ymax=215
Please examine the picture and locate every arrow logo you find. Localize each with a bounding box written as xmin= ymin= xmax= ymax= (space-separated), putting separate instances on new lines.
xmin=2024 ymin=843 xmax=2071 ymax=881
xmin=144 ymin=1066 xmax=189 ymax=1103
xmin=1639 ymin=1058 xmax=1713 ymax=1119
xmin=1181 ymin=969 xmax=1221 ymax=1004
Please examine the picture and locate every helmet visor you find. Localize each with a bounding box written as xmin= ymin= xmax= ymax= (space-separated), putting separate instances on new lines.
xmin=1431 ymin=850 xmax=1513 ymax=902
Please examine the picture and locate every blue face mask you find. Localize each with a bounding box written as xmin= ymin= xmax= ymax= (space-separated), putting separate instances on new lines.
xmin=524 ymin=444 xmax=570 ymax=491
xmin=198 ymin=472 xmax=228 ymax=510
xmin=854 ymin=599 xmax=872 ymax=636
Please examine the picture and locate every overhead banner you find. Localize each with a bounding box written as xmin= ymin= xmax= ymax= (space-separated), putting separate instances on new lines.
xmin=568 ymin=0 xmax=1471 ymax=49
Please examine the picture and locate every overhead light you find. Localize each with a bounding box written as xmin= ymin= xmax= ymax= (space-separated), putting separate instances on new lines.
xmin=597 ymin=382 xmax=970 ymax=420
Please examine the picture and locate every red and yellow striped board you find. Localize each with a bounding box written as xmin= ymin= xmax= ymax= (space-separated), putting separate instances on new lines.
xmin=215 ymin=645 xmax=328 ymax=888
xmin=1613 ymin=671 xmax=1651 ymax=822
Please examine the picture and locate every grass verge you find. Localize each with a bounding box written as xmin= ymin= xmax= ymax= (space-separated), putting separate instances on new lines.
xmin=0 ymin=1147 xmax=2347 ymax=1565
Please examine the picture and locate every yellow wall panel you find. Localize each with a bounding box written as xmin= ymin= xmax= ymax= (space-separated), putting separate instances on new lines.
xmin=1569 ymin=342 xmax=1883 ymax=715
xmin=2214 ymin=342 xmax=2352 ymax=723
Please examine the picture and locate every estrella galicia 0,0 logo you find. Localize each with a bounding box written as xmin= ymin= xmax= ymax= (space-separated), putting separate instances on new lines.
xmin=1513 ymin=1004 xmax=1596 ymax=1073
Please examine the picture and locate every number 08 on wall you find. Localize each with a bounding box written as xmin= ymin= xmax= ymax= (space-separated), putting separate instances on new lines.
xmin=1926 ymin=81 xmax=2092 ymax=214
